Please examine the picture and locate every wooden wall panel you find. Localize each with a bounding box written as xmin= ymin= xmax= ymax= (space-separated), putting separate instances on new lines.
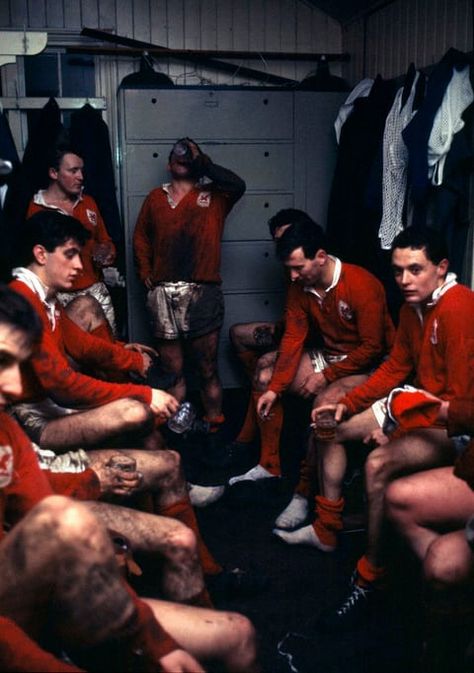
xmin=46 ymin=0 xmax=65 ymax=29
xmin=344 ymin=0 xmax=473 ymax=84
xmin=0 ymin=1 xmax=342 ymax=87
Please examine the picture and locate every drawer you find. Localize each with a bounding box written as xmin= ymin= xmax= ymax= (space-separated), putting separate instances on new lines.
xmin=123 ymin=89 xmax=294 ymax=141
xmin=221 ymin=241 xmax=286 ymax=291
xmin=124 ymin=142 xmax=294 ymax=193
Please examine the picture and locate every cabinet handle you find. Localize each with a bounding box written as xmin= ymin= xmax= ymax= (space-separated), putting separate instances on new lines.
xmin=153 ymin=152 xmax=158 ymax=158
xmin=264 ymin=300 xmax=269 ymax=306
xmin=264 ymin=151 xmax=269 ymax=157
xmin=264 ymin=202 xmax=269 ymax=208
xmin=264 ymin=252 xmax=269 ymax=258
xmin=151 ymin=98 xmax=157 ymax=104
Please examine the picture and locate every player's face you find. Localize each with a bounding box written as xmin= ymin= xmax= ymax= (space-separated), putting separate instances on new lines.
xmin=50 ymin=153 xmax=84 ymax=198
xmin=40 ymin=239 xmax=84 ymax=292
xmin=0 ymin=325 xmax=30 ymax=410
xmin=392 ymin=246 xmax=449 ymax=305
xmin=284 ymin=246 xmax=324 ymax=287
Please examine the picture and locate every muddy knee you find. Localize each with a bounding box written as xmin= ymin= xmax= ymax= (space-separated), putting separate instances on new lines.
xmin=165 ymin=522 xmax=198 ymax=564
xmin=65 ymin=294 xmax=105 ymax=331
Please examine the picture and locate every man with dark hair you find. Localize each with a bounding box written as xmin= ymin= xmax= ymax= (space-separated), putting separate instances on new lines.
xmin=229 ymin=218 xmax=394 ymax=505
xmin=26 ymin=146 xmax=118 ymax=334
xmin=227 ymin=209 xmax=316 ymax=468
xmin=0 ymin=284 xmax=259 ymax=673
xmin=133 ymin=137 xmax=245 ymax=455
xmin=311 ymin=226 xmax=474 ymax=630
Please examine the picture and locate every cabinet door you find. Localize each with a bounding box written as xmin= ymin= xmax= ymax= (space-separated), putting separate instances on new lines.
xmin=124 ymin=89 xmax=294 ymax=141
xmin=124 ymin=142 xmax=293 ymax=193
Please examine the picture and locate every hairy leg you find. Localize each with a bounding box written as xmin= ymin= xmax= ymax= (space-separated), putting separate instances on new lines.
xmin=364 ymin=429 xmax=455 ymax=566
xmin=188 ymin=329 xmax=223 ymax=419
xmin=229 ymin=321 xmax=276 ymax=354
xmin=144 ymin=598 xmax=259 ymax=673
xmin=39 ymin=398 xmax=154 ymax=452
xmin=87 ymin=500 xmax=204 ymax=602
xmin=386 ymin=467 xmax=474 ymax=573
xmin=0 ymin=496 xmax=135 ymax=646
xmin=88 ymin=447 xmax=188 ymax=508
xmin=317 ymin=406 xmax=379 ymax=499
xmin=155 ymin=339 xmax=186 ymax=402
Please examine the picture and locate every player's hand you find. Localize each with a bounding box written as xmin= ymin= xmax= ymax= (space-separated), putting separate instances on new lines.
xmin=91 ymin=455 xmax=143 ymax=496
xmin=311 ymin=402 xmax=348 ymax=425
xmin=160 ymin=649 xmax=205 ymax=672
xmin=299 ymin=372 xmax=327 ymax=399
xmin=125 ymin=342 xmax=159 ymax=357
xmin=144 ymin=277 xmax=154 ymax=291
xmin=257 ymin=390 xmax=277 ymax=419
xmin=150 ymin=389 xmax=180 ymax=419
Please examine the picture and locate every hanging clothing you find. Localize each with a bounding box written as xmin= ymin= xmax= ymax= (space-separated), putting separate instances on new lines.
xmin=334 ymin=78 xmax=374 ymax=144
xmin=379 ymin=68 xmax=424 ymax=249
xmin=427 ymin=100 xmax=474 ymax=278
xmin=21 ymin=97 xmax=67 ymax=195
xmin=402 ymin=48 xmax=470 ymax=226
xmin=428 ymin=65 xmax=474 ymax=187
xmin=69 ymin=104 xmax=123 ymax=253
xmin=0 ymin=110 xmax=21 ymax=281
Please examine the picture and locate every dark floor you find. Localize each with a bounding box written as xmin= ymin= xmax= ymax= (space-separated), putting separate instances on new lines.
xmin=144 ymin=388 xmax=473 ymax=673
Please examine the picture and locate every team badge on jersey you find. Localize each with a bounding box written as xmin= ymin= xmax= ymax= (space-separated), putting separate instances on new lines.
xmin=338 ymin=300 xmax=354 ymax=321
xmin=430 ymin=319 xmax=439 ymax=345
xmin=196 ymin=192 xmax=211 ymax=208
xmin=86 ymin=209 xmax=98 ymax=226
xmin=0 ymin=445 xmax=13 ymax=488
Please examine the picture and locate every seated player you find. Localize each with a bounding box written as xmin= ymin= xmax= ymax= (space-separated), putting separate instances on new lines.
xmin=0 ymin=283 xmax=259 ymax=673
xmin=227 ymin=209 xmax=317 ymax=470
xmin=310 ymin=227 xmax=474 ymax=630
xmin=229 ymin=218 xmax=394 ymax=497
xmin=386 ymin=394 xmax=474 ymax=589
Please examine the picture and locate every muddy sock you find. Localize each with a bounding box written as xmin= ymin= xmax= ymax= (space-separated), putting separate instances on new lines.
xmin=235 ymin=396 xmax=258 ymax=443
xmin=157 ymin=499 xmax=222 ymax=576
xmin=203 ymin=414 xmax=225 ymax=433
xmin=355 ymin=554 xmax=386 ymax=588
xmin=253 ymin=391 xmax=282 ymax=476
xmin=313 ymin=495 xmax=344 ymax=548
xmin=294 ymin=457 xmax=314 ymax=498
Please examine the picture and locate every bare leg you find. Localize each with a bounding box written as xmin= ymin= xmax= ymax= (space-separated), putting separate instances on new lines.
xmin=88 ymin=447 xmax=222 ymax=580
xmin=87 ymin=500 xmax=204 ymax=602
xmin=274 ymin=406 xmax=378 ymax=547
xmin=88 ymin=448 xmax=188 ymax=509
xmin=144 ymin=598 xmax=259 ymax=673
xmin=0 ymin=496 xmax=135 ymax=645
xmin=229 ymin=321 xmax=277 ymax=355
xmin=155 ymin=339 xmax=186 ymax=402
xmin=364 ymin=429 xmax=455 ymax=566
xmin=39 ymin=398 xmax=154 ymax=452
xmin=188 ymin=329 xmax=223 ymax=420
xmin=386 ymin=466 xmax=474 ymax=585
xmin=64 ymin=293 xmax=108 ymax=333
xmin=317 ymin=406 xmax=379 ymax=500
